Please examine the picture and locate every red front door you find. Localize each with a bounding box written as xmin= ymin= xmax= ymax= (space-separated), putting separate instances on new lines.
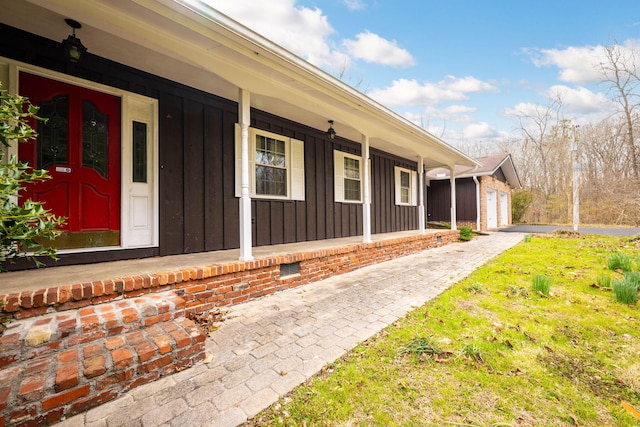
xmin=19 ymin=73 xmax=121 ymax=248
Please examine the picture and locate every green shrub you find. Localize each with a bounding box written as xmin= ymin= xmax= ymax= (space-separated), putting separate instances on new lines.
xmin=506 ymin=285 xmax=529 ymax=298
xmin=613 ymin=278 xmax=638 ymax=304
xmin=466 ymin=282 xmax=483 ymax=294
xmin=400 ymin=336 xmax=441 ymax=356
xmin=0 ymin=85 xmax=65 ymax=270
xmin=607 ymin=252 xmax=633 ymax=272
xmin=531 ymin=274 xmax=552 ymax=296
xmin=458 ymin=226 xmax=473 ymax=241
xmin=596 ymin=273 xmax=612 ymax=288
xmin=624 ymin=271 xmax=640 ymax=291
xmin=458 ymin=344 xmax=483 ymax=362
xmin=511 ymin=189 xmax=533 ymax=223
xmin=524 ymin=234 xmax=533 ymax=243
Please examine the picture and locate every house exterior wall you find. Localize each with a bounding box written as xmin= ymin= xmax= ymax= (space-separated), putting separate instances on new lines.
xmin=0 ymin=23 xmax=420 ymax=269
xmin=427 ymin=178 xmax=477 ymax=223
xmin=479 ymin=175 xmax=512 ymax=231
xmin=427 ymin=174 xmax=512 ymax=231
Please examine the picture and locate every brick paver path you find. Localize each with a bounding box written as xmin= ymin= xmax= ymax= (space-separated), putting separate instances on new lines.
xmin=58 ymin=232 xmax=524 ymax=427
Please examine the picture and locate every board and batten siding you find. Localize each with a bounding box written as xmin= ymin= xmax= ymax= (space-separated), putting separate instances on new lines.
xmin=427 ymin=178 xmax=477 ymax=222
xmin=0 ymin=23 xmax=421 ymax=266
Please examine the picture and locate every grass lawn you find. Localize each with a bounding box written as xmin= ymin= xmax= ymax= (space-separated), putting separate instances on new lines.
xmin=246 ymin=234 xmax=640 ymax=426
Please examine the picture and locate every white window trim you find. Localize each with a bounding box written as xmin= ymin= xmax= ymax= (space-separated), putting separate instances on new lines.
xmin=394 ymin=166 xmax=418 ymax=206
xmin=235 ymin=125 xmax=305 ymax=201
xmin=334 ymin=150 xmax=364 ymax=203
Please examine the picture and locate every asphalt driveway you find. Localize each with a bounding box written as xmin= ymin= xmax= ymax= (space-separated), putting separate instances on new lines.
xmin=500 ymin=225 xmax=640 ymax=236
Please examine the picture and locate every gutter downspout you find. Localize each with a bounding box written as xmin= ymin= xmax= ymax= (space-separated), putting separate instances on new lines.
xmin=473 ymin=175 xmax=480 ymax=231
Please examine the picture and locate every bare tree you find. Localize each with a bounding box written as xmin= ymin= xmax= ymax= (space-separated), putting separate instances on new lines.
xmin=598 ymin=41 xmax=640 ymax=179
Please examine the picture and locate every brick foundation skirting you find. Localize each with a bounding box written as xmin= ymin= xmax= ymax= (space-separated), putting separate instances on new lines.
xmin=0 ymin=230 xmax=458 ymax=426
xmin=1 ymin=231 xmax=459 ymax=321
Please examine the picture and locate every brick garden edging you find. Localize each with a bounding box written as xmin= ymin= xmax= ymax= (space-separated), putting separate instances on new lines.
xmin=0 ymin=230 xmax=457 ymax=426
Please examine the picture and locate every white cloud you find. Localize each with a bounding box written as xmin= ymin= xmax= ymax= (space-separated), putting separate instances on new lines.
xmin=444 ymin=75 xmax=498 ymax=93
xmin=503 ymin=102 xmax=542 ymax=118
xmin=547 ymin=85 xmax=614 ymax=115
xmin=504 ymin=86 xmax=615 ymax=125
xmin=343 ymin=31 xmax=415 ymax=68
xmin=528 ymin=40 xmax=640 ymax=85
xmin=462 ymin=122 xmax=500 ymax=140
xmin=529 ymin=45 xmax=604 ymax=84
xmin=343 ymin=0 xmax=366 ymax=11
xmin=368 ymin=76 xmax=498 ymax=107
xmin=443 ymin=105 xmax=477 ymax=114
xmin=204 ymin=0 xmax=345 ymax=68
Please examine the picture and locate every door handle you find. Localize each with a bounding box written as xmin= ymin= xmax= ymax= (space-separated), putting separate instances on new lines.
xmin=55 ymin=167 xmax=72 ymax=173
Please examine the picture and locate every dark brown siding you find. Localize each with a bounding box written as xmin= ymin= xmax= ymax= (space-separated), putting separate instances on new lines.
xmin=370 ymin=150 xmax=419 ymax=234
xmin=1 ymin=23 xmax=421 ymax=267
xmin=427 ymin=178 xmax=477 ymax=222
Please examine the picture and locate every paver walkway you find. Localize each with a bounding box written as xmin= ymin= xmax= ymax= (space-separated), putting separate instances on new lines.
xmin=57 ymin=232 xmax=524 ymax=427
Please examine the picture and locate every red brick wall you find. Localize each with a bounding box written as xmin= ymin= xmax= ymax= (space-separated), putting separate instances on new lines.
xmin=1 ymin=231 xmax=459 ymax=321
xmin=0 ymin=293 xmax=205 ymax=426
xmin=479 ymin=176 xmax=512 ymax=231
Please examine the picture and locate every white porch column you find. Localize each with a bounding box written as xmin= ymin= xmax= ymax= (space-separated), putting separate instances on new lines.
xmin=238 ymin=88 xmax=253 ymax=261
xmin=449 ymin=167 xmax=457 ymax=231
xmin=418 ymin=156 xmax=425 ymax=235
xmin=473 ymin=176 xmax=481 ymax=231
xmin=362 ymin=134 xmax=372 ymax=243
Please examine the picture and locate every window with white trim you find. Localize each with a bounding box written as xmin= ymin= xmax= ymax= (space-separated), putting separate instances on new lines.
xmin=334 ymin=150 xmax=363 ymax=203
xmin=255 ymin=134 xmax=286 ymax=196
xmin=235 ymin=125 xmax=305 ymax=200
xmin=394 ymin=166 xmax=418 ymax=206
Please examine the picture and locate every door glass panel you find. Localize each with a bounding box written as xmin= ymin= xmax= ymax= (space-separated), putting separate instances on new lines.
xmin=82 ymin=99 xmax=109 ymax=178
xmin=132 ymin=121 xmax=147 ymax=183
xmin=37 ymin=95 xmax=69 ymax=169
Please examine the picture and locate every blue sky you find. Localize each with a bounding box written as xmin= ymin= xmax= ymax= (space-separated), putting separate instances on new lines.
xmin=205 ymin=0 xmax=640 ymax=152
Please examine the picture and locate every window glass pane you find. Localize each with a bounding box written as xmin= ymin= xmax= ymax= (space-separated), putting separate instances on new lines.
xmin=400 ymin=170 xmax=410 ymax=203
xmin=82 ymin=99 xmax=109 ymax=178
xmin=255 ymin=133 xmax=287 ymax=197
xmin=344 ymin=178 xmax=361 ymax=201
xmin=37 ymin=95 xmax=69 ymax=169
xmin=344 ymin=157 xmax=360 ymax=179
xmin=343 ymin=156 xmax=361 ymax=201
xmin=133 ymin=121 xmax=147 ymax=183
xmin=256 ymin=165 xmax=286 ymax=196
xmin=256 ymin=135 xmax=285 ymax=167
xmin=400 ymin=171 xmax=410 ymax=187
xmin=401 ymin=188 xmax=409 ymax=204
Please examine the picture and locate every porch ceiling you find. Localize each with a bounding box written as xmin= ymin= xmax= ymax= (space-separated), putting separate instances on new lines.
xmin=3 ymin=0 xmax=478 ymax=170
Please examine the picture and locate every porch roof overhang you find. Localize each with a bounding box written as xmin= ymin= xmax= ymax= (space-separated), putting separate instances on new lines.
xmin=427 ymin=153 xmax=521 ymax=189
xmin=4 ymin=0 xmax=478 ymax=170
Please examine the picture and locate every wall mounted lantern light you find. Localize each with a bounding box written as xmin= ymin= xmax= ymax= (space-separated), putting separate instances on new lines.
xmin=326 ymin=120 xmax=336 ymax=140
xmin=62 ymin=18 xmax=87 ymax=63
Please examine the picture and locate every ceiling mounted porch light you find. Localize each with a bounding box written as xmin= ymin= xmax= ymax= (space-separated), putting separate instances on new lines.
xmin=62 ymin=18 xmax=87 ymax=63
xmin=326 ymin=120 xmax=336 ymax=140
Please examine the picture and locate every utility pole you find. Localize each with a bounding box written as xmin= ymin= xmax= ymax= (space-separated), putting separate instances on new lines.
xmin=572 ymin=124 xmax=580 ymax=231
